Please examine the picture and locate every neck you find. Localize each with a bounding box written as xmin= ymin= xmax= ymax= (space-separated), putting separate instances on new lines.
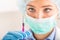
xmin=33 ymin=28 xmax=54 ymax=40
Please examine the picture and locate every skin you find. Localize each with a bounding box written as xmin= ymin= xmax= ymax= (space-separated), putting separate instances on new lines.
xmin=26 ymin=0 xmax=58 ymax=40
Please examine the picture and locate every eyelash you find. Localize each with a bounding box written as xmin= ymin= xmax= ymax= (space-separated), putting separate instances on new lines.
xmin=44 ymin=8 xmax=52 ymax=13
xmin=28 ymin=7 xmax=36 ymax=12
xmin=28 ymin=7 xmax=52 ymax=13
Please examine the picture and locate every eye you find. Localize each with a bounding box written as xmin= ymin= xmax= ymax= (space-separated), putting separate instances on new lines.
xmin=28 ymin=7 xmax=36 ymax=13
xmin=44 ymin=8 xmax=52 ymax=13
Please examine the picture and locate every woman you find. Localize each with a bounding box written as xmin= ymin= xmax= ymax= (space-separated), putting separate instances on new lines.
xmin=2 ymin=0 xmax=60 ymax=40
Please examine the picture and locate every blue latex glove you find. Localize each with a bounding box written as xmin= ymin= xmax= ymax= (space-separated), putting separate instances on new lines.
xmin=2 ymin=31 xmax=35 ymax=40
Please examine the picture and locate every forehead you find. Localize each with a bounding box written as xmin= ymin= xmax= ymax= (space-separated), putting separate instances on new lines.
xmin=27 ymin=0 xmax=55 ymax=7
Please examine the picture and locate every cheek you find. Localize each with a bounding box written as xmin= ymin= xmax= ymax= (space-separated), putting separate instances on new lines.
xmin=48 ymin=11 xmax=54 ymax=16
xmin=51 ymin=7 xmax=58 ymax=15
xmin=46 ymin=10 xmax=57 ymax=17
xmin=42 ymin=12 xmax=54 ymax=18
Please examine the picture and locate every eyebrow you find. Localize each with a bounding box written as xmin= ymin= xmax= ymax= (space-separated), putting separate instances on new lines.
xmin=27 ymin=5 xmax=53 ymax=8
xmin=42 ymin=5 xmax=53 ymax=7
xmin=27 ymin=5 xmax=35 ymax=7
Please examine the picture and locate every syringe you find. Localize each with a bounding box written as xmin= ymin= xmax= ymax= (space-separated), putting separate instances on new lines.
xmin=22 ymin=23 xmax=24 ymax=32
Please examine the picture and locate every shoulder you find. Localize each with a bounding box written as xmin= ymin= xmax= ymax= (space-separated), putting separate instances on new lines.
xmin=55 ymin=27 xmax=60 ymax=40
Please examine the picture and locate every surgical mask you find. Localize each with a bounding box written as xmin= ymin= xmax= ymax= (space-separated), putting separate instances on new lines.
xmin=24 ymin=14 xmax=57 ymax=34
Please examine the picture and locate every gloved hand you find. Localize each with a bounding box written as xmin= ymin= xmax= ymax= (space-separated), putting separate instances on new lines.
xmin=2 ymin=31 xmax=35 ymax=40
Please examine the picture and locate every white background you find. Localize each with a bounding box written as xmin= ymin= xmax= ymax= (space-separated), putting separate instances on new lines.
xmin=0 ymin=0 xmax=18 ymax=12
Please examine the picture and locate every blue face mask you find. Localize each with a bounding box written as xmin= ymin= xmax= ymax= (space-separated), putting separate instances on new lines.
xmin=24 ymin=14 xmax=57 ymax=34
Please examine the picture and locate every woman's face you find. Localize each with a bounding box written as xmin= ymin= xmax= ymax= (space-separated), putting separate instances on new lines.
xmin=26 ymin=0 xmax=58 ymax=19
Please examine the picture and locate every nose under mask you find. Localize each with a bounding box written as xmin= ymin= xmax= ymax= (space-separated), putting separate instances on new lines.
xmin=24 ymin=14 xmax=57 ymax=34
